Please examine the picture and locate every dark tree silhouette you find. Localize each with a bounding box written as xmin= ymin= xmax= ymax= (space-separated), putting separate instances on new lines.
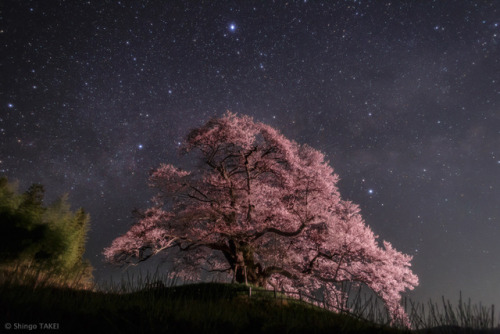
xmin=0 ymin=177 xmax=93 ymax=286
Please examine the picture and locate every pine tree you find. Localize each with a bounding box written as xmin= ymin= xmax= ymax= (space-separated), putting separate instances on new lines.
xmin=0 ymin=177 xmax=93 ymax=287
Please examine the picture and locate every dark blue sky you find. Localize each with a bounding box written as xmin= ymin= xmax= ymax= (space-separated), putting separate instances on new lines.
xmin=1 ymin=1 xmax=499 ymax=307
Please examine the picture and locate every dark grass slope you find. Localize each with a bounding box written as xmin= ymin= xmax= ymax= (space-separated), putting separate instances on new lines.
xmin=1 ymin=282 xmax=406 ymax=334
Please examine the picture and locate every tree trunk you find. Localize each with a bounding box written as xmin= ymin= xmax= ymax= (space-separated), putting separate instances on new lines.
xmin=231 ymin=241 xmax=267 ymax=287
xmin=234 ymin=263 xmax=266 ymax=286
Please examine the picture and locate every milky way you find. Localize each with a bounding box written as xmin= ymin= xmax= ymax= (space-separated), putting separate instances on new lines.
xmin=1 ymin=1 xmax=499 ymax=306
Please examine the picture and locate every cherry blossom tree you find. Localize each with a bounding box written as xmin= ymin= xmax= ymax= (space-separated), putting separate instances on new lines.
xmin=104 ymin=112 xmax=418 ymax=325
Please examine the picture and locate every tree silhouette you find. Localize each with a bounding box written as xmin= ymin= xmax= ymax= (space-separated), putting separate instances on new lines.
xmin=0 ymin=177 xmax=93 ymax=286
xmin=104 ymin=112 xmax=418 ymax=325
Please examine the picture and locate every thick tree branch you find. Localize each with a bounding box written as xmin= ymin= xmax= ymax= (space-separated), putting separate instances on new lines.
xmin=262 ymin=266 xmax=297 ymax=280
xmin=252 ymin=223 xmax=306 ymax=241
xmin=252 ymin=216 xmax=315 ymax=241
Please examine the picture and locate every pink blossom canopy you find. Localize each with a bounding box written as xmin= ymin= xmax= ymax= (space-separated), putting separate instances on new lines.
xmin=104 ymin=111 xmax=418 ymax=326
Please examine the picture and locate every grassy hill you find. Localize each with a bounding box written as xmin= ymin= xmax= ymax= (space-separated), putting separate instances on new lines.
xmin=1 ymin=281 xmax=406 ymax=334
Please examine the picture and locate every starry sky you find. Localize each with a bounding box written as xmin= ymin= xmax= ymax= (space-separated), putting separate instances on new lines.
xmin=1 ymin=1 xmax=499 ymax=307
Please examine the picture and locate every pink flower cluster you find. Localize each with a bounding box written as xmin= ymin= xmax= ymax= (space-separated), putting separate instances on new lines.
xmin=104 ymin=112 xmax=418 ymax=326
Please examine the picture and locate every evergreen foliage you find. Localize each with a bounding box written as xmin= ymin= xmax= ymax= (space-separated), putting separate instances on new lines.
xmin=0 ymin=176 xmax=93 ymax=287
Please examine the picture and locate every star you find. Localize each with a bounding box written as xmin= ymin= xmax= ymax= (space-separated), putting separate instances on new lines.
xmin=2 ymin=0 xmax=499 ymax=314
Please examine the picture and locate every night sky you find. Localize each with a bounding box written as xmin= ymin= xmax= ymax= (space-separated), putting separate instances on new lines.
xmin=1 ymin=1 xmax=499 ymax=307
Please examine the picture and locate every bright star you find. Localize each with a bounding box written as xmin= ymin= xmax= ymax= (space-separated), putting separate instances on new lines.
xmin=138 ymin=144 xmax=143 ymax=150
xmin=229 ymin=23 xmax=236 ymax=32
xmin=368 ymin=189 xmax=374 ymax=195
